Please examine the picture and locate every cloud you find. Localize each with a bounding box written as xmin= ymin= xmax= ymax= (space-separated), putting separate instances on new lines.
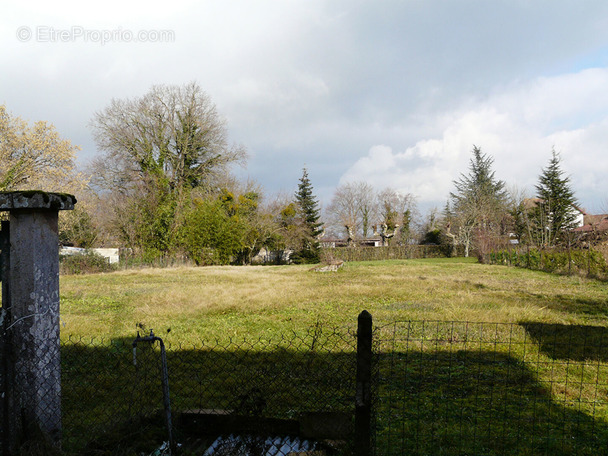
xmin=2 ymin=1 xmax=608 ymax=212
xmin=340 ymin=68 xmax=608 ymax=210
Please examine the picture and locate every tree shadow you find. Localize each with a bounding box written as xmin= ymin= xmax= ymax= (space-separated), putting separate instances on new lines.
xmin=60 ymin=334 xmax=608 ymax=455
xmin=520 ymin=322 xmax=608 ymax=362
xmin=376 ymin=349 xmax=608 ymax=456
xmin=539 ymin=294 xmax=608 ymax=319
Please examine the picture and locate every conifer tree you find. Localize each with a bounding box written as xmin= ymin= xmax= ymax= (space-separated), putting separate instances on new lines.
xmin=448 ymin=146 xmax=508 ymax=256
xmin=533 ymin=150 xmax=579 ymax=246
xmin=292 ymin=168 xmax=323 ymax=263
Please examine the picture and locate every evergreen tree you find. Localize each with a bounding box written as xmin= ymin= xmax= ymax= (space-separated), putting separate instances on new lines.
xmin=533 ymin=150 xmax=579 ymax=246
xmin=449 ymin=146 xmax=508 ymax=256
xmin=292 ymin=168 xmax=323 ymax=263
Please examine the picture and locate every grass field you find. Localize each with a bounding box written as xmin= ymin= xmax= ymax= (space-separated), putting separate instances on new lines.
xmin=60 ymin=257 xmax=608 ymax=342
xmin=54 ymin=258 xmax=608 ymax=454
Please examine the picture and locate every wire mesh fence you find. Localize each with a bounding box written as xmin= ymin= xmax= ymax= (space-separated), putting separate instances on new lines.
xmin=60 ymin=325 xmax=358 ymax=455
xmin=3 ymin=317 xmax=606 ymax=455
xmin=374 ymin=320 xmax=608 ymax=456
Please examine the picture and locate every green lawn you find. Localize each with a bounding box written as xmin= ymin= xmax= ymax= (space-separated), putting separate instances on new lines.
xmin=55 ymin=259 xmax=608 ymax=455
xmin=60 ymin=257 xmax=608 ymax=343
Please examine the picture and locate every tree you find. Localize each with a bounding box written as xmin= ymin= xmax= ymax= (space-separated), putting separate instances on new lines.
xmin=532 ymin=150 xmax=579 ymax=247
xmin=263 ymin=195 xmax=310 ymax=263
xmin=0 ymin=105 xmax=94 ymax=246
xmin=420 ymin=207 xmax=442 ymax=245
xmin=0 ymin=105 xmax=83 ymax=192
xmin=376 ymin=188 xmax=417 ymax=246
xmin=91 ymin=82 xmax=246 ymax=194
xmin=90 ymin=82 xmax=246 ymax=257
xmin=180 ymin=197 xmax=246 ymax=265
xmin=326 ymin=181 xmax=377 ymax=242
xmin=292 ymin=168 xmax=323 ymax=263
xmin=448 ymin=146 xmax=508 ymax=257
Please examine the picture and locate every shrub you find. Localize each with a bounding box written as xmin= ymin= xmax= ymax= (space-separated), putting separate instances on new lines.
xmin=487 ymin=246 xmax=608 ymax=279
xmin=60 ymin=251 xmax=117 ymax=275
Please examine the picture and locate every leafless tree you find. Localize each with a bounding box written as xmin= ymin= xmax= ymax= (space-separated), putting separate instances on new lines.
xmin=326 ymin=181 xmax=377 ymax=241
xmin=89 ymin=82 xmax=247 ymax=253
xmin=376 ymin=187 xmax=418 ymax=245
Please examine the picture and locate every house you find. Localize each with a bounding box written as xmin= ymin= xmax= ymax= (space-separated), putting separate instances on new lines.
xmin=522 ymin=198 xmax=585 ymax=229
xmin=573 ymin=214 xmax=608 ymax=233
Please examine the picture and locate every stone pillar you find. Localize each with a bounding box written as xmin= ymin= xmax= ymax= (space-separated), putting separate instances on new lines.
xmin=0 ymin=191 xmax=75 ymax=452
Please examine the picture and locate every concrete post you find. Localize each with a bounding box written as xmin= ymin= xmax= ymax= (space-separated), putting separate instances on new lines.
xmin=0 ymin=191 xmax=75 ymax=452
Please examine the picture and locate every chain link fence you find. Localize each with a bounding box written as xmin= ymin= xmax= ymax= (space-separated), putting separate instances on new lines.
xmin=60 ymin=324 xmax=359 ymax=455
xmin=2 ymin=317 xmax=608 ymax=455
xmin=374 ymin=320 xmax=608 ymax=456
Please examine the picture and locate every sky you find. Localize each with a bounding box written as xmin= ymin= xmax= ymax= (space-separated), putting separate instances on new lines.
xmin=2 ymin=0 xmax=608 ymax=216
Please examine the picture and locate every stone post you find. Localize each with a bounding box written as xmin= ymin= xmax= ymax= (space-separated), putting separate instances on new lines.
xmin=0 ymin=191 xmax=75 ymax=453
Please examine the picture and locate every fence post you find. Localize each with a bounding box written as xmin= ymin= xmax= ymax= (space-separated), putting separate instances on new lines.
xmin=0 ymin=191 xmax=76 ymax=453
xmin=1 ymin=220 xmax=10 ymax=455
xmin=356 ymin=310 xmax=373 ymax=456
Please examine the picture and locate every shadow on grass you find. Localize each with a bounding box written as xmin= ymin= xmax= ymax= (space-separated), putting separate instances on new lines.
xmin=60 ymin=335 xmax=357 ymax=455
xmin=376 ymin=349 xmax=608 ymax=456
xmin=521 ymin=322 xmax=608 ymax=362
xmin=540 ymin=294 xmax=608 ymax=319
xmin=61 ymin=334 xmax=608 ymax=456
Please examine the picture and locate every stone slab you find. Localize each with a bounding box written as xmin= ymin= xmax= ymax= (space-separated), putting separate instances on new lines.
xmin=0 ymin=191 xmax=76 ymax=212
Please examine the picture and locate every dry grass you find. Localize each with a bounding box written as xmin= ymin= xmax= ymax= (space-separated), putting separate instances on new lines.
xmin=59 ymin=258 xmax=608 ymax=342
xmin=56 ymin=258 xmax=608 ymax=454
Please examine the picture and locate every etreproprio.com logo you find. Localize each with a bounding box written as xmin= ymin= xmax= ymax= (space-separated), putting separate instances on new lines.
xmin=16 ymin=26 xmax=175 ymax=45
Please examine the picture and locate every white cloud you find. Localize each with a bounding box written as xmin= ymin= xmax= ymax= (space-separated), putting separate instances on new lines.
xmin=341 ymin=68 xmax=608 ymax=209
xmin=2 ymin=1 xmax=608 ymax=211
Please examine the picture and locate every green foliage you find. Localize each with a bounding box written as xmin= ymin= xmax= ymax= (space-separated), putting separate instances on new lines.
xmin=125 ymin=180 xmax=179 ymax=260
xmin=487 ymin=247 xmax=608 ymax=278
xmin=451 ymin=146 xmax=507 ymax=208
xmin=293 ymin=168 xmax=323 ymax=263
xmin=532 ymin=150 xmax=579 ymax=246
xmin=422 ymin=228 xmax=442 ymax=245
xmin=180 ymin=198 xmax=246 ymax=265
xmin=60 ymin=251 xmax=117 ymax=275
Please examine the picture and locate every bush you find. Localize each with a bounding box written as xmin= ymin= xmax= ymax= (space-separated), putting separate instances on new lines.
xmin=487 ymin=247 xmax=608 ymax=279
xmin=179 ymin=199 xmax=246 ymax=265
xmin=60 ymin=251 xmax=117 ymax=275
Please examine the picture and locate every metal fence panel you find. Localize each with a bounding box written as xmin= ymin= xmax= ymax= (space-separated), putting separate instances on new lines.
xmin=374 ymin=320 xmax=608 ymax=456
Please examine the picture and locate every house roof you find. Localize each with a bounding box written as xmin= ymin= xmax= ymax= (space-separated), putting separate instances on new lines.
xmin=583 ymin=213 xmax=608 ymax=225
xmin=522 ymin=198 xmax=586 ymax=215
xmin=573 ymin=215 xmax=608 ymax=232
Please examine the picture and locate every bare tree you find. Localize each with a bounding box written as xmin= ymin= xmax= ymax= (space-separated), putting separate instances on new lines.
xmin=89 ymin=82 xmax=247 ymax=254
xmin=91 ymin=82 xmax=246 ymax=195
xmin=326 ymin=181 xmax=378 ymax=242
xmin=356 ymin=182 xmax=378 ymax=239
xmin=376 ymin=188 xmax=418 ymax=246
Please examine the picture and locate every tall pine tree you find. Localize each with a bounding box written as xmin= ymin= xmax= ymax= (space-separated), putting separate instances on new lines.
xmin=533 ymin=150 xmax=579 ymax=247
xmin=448 ymin=146 xmax=508 ymax=256
xmin=292 ymin=167 xmax=323 ymax=263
